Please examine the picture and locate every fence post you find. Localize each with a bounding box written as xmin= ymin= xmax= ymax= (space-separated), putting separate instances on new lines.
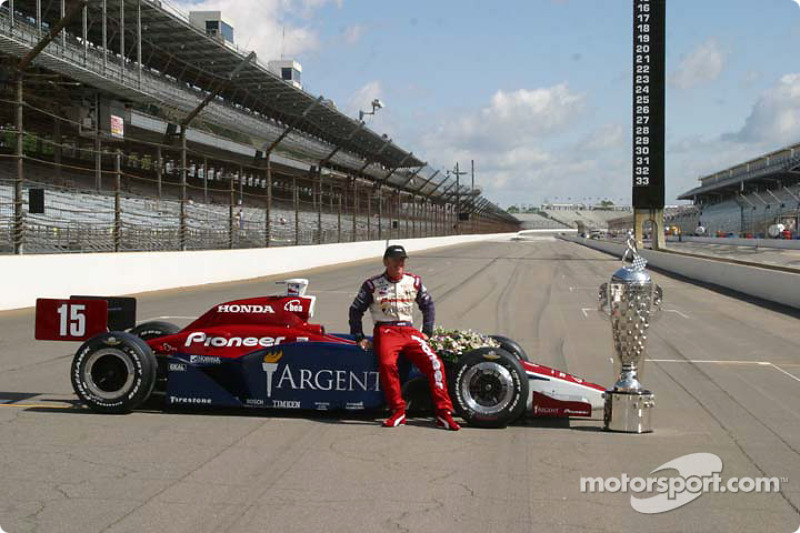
xmin=114 ymin=149 xmax=121 ymax=252
xmin=378 ymin=188 xmax=383 ymax=240
xmin=337 ymin=190 xmax=342 ymax=243
xmin=366 ymin=188 xmax=372 ymax=240
xmin=316 ymin=167 xmax=322 ymax=244
xmin=293 ymin=176 xmax=299 ymax=246
xmin=229 ymin=174 xmax=234 ymax=249
xmin=13 ymin=78 xmax=24 ymax=254
xmin=265 ymin=154 xmax=271 ymax=247
xmin=179 ymin=128 xmax=187 ymax=250
xmin=351 ymin=177 xmax=357 ymax=242
xmin=155 ymin=145 xmax=162 ymax=199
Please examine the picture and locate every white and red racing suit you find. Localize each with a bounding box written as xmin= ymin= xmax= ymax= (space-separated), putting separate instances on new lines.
xmin=349 ymin=271 xmax=453 ymax=413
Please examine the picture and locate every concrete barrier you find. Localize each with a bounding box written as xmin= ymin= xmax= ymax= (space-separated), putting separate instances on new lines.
xmin=666 ymin=235 xmax=800 ymax=250
xmin=0 ymin=233 xmax=512 ymax=311
xmin=563 ymin=236 xmax=800 ymax=309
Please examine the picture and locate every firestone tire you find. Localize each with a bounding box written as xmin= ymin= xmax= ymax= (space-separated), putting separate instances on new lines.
xmin=489 ymin=335 xmax=530 ymax=363
xmin=450 ymin=347 xmax=528 ymax=428
xmin=129 ymin=321 xmax=179 ymax=395
xmin=71 ymin=332 xmax=157 ymax=414
xmin=129 ymin=321 xmax=180 ymax=340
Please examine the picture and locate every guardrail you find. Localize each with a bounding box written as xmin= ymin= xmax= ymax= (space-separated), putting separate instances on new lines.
xmin=563 ymin=235 xmax=800 ymax=310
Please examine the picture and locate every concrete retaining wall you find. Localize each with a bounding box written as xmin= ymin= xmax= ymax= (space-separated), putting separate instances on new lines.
xmin=0 ymin=234 xmax=512 ymax=311
xmin=563 ymin=236 xmax=800 ymax=309
xmin=667 ymin=235 xmax=800 ymax=250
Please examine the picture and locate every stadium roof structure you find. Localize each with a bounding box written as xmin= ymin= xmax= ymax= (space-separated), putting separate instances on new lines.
xmin=10 ymin=0 xmax=423 ymax=171
xmin=0 ymin=0 xmax=517 ymax=224
xmin=679 ymin=141 xmax=800 ymax=201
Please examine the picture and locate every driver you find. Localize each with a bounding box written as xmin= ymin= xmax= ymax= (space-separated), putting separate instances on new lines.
xmin=349 ymin=245 xmax=460 ymax=430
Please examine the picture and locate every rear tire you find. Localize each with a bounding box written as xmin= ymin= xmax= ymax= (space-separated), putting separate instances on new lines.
xmin=450 ymin=347 xmax=528 ymax=428
xmin=489 ymin=335 xmax=530 ymax=362
xmin=129 ymin=320 xmax=180 ymax=340
xmin=71 ymin=332 xmax=157 ymax=414
xmin=129 ymin=321 xmax=180 ymax=395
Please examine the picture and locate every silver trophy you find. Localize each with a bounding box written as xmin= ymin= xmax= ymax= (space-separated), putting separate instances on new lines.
xmin=598 ymin=233 xmax=662 ymax=433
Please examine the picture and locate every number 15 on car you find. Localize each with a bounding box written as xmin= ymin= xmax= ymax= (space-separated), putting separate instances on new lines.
xmin=35 ymin=298 xmax=109 ymax=341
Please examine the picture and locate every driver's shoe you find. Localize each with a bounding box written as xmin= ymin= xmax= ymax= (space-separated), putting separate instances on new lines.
xmin=382 ymin=410 xmax=407 ymax=428
xmin=435 ymin=410 xmax=461 ymax=431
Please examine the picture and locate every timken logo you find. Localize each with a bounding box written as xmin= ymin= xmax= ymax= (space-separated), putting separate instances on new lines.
xmin=217 ymin=304 xmax=275 ymax=314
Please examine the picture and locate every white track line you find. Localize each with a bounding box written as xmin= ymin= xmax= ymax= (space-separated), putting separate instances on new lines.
xmin=647 ymin=359 xmax=800 ymax=385
xmin=664 ymin=309 xmax=690 ymax=319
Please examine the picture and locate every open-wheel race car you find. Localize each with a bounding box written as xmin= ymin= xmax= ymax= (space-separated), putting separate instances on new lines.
xmin=34 ymin=280 xmax=605 ymax=428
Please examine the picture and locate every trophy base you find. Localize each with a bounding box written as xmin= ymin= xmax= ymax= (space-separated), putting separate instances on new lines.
xmin=603 ymin=390 xmax=655 ymax=433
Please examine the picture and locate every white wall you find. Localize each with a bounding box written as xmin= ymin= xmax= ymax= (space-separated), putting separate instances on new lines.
xmin=0 ymin=234 xmax=512 ymax=311
xmin=563 ymin=236 xmax=800 ymax=309
xmin=667 ymin=235 xmax=800 ymax=250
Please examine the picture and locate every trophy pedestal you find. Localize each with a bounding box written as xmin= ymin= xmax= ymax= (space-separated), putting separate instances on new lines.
xmin=603 ymin=390 xmax=654 ymax=433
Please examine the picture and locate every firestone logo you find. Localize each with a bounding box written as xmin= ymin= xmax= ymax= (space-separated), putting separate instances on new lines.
xmin=217 ymin=304 xmax=275 ymax=314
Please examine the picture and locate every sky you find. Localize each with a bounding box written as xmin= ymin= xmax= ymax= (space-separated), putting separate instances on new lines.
xmin=175 ymin=0 xmax=800 ymax=208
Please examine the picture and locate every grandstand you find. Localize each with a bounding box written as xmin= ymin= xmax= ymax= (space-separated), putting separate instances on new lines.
xmin=677 ymin=141 xmax=800 ymax=237
xmin=0 ymin=0 xmax=518 ymax=254
xmin=539 ymin=205 xmax=632 ymax=230
xmin=511 ymin=212 xmax=569 ymax=230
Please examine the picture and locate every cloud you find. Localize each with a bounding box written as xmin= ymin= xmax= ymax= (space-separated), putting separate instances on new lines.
xmin=175 ymin=0 xmax=338 ymax=60
xmin=724 ymin=73 xmax=800 ymax=144
xmin=342 ymin=24 xmax=365 ymax=45
xmin=410 ymin=84 xmax=634 ymax=206
xmin=422 ymin=84 xmax=585 ymax=156
xmin=792 ymin=0 xmax=800 ymax=8
xmin=670 ymin=39 xmax=725 ymax=90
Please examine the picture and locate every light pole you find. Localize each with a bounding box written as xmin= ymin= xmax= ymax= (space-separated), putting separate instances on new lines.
xmin=359 ymin=98 xmax=384 ymax=122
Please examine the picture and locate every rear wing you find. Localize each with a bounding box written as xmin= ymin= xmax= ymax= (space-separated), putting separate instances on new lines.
xmin=35 ymin=296 xmax=136 ymax=341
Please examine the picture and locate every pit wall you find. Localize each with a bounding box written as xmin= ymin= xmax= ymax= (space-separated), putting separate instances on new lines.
xmin=0 ymin=233 xmax=513 ymax=311
xmin=666 ymin=235 xmax=800 ymax=250
xmin=562 ymin=236 xmax=800 ymax=310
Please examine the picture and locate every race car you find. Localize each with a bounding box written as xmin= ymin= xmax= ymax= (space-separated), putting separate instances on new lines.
xmin=34 ymin=279 xmax=605 ymax=428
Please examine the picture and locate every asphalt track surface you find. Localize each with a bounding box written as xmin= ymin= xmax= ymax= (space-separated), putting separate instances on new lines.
xmin=0 ymin=237 xmax=799 ymax=533
xmin=664 ymin=241 xmax=800 ymax=270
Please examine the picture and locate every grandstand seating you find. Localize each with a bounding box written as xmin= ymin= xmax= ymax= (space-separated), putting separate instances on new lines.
xmin=513 ymin=213 xmax=569 ymax=230
xmin=541 ymin=209 xmax=631 ymax=230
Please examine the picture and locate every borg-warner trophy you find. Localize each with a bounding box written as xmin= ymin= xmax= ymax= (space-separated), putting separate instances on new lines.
xmin=598 ymin=233 xmax=662 ymax=433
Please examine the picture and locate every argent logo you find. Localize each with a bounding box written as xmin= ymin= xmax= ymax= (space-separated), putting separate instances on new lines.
xmin=580 ymin=453 xmax=784 ymax=514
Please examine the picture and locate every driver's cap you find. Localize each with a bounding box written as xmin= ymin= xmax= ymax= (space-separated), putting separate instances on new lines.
xmin=383 ymin=245 xmax=408 ymax=260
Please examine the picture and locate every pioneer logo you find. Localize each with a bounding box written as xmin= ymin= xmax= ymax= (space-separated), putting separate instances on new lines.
xmin=185 ymin=332 xmax=285 ymax=348
xmin=217 ymin=304 xmax=275 ymax=314
xmin=283 ymin=299 xmax=304 ymax=313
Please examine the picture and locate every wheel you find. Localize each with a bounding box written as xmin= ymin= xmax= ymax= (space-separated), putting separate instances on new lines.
xmin=71 ymin=332 xmax=157 ymax=414
xmin=489 ymin=335 xmax=530 ymax=362
xmin=450 ymin=347 xmax=529 ymax=428
xmin=129 ymin=321 xmax=180 ymax=395
xmin=129 ymin=320 xmax=180 ymax=340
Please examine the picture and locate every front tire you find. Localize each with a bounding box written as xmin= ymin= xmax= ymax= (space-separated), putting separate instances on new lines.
xmin=450 ymin=347 xmax=528 ymax=428
xmin=71 ymin=332 xmax=157 ymax=414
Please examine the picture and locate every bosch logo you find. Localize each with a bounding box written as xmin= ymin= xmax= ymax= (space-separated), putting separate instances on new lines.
xmin=216 ymin=304 xmax=275 ymax=314
xmin=185 ymin=332 xmax=285 ymax=348
xmin=283 ymin=300 xmax=303 ymax=313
